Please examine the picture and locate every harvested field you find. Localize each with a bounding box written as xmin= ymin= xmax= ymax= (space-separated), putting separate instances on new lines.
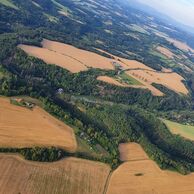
xmin=156 ymin=46 xmax=175 ymax=59
xmin=0 ymin=155 xmax=110 ymax=194
xmin=18 ymin=44 xmax=88 ymax=73
xmin=107 ymin=143 xmax=194 ymax=194
xmin=163 ymin=119 xmax=194 ymax=141
xmin=0 ymin=97 xmax=77 ymax=152
xmin=126 ymin=69 xmax=188 ymax=95
xmin=18 ymin=39 xmax=114 ymax=73
xmin=18 ymin=39 xmax=188 ymax=95
xmin=119 ymin=143 xmax=149 ymax=162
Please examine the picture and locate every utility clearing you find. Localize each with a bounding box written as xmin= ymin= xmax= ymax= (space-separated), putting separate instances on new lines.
xmin=0 ymin=155 xmax=110 ymax=194
xmin=18 ymin=39 xmax=188 ymax=96
xmin=107 ymin=143 xmax=194 ymax=194
xmin=0 ymin=97 xmax=77 ymax=152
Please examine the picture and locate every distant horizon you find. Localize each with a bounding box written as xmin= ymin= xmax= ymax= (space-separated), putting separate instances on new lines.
xmin=134 ymin=0 xmax=194 ymax=28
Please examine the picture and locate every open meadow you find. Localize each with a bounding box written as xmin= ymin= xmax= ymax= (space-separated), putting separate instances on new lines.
xmin=0 ymin=97 xmax=77 ymax=152
xmin=163 ymin=119 xmax=194 ymax=141
xmin=0 ymin=155 xmax=110 ymax=194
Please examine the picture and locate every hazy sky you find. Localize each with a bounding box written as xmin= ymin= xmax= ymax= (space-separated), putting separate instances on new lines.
xmin=136 ymin=0 xmax=194 ymax=28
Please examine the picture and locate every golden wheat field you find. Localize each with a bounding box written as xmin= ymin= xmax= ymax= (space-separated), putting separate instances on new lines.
xmin=0 ymin=155 xmax=110 ymax=194
xmin=107 ymin=143 xmax=194 ymax=194
xmin=18 ymin=39 xmax=189 ymax=96
xmin=0 ymin=97 xmax=77 ymax=152
xmin=97 ymin=76 xmax=127 ymax=87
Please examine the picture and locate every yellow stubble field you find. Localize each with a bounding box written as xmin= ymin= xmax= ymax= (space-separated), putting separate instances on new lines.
xmin=107 ymin=143 xmax=194 ymax=194
xmin=18 ymin=39 xmax=189 ymax=96
xmin=0 ymin=97 xmax=77 ymax=152
xmin=0 ymin=155 xmax=111 ymax=194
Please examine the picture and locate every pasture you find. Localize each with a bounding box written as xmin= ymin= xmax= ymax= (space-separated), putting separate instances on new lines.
xmin=163 ymin=119 xmax=194 ymax=141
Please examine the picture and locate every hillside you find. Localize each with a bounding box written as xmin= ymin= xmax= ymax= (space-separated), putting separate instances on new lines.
xmin=0 ymin=0 xmax=194 ymax=193
xmin=0 ymin=97 xmax=77 ymax=151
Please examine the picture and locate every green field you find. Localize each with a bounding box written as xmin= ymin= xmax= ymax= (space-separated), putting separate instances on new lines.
xmin=51 ymin=0 xmax=71 ymax=14
xmin=129 ymin=24 xmax=150 ymax=35
xmin=0 ymin=0 xmax=18 ymax=9
xmin=44 ymin=13 xmax=59 ymax=23
xmin=163 ymin=119 xmax=194 ymax=140
xmin=117 ymin=72 xmax=143 ymax=85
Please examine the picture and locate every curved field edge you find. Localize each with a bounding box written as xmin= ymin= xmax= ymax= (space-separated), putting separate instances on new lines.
xmin=0 ymin=154 xmax=111 ymax=194
xmin=18 ymin=39 xmax=189 ymax=96
xmin=107 ymin=143 xmax=194 ymax=194
xmin=163 ymin=119 xmax=194 ymax=141
xmin=0 ymin=96 xmax=118 ymax=167
xmin=0 ymin=96 xmax=77 ymax=152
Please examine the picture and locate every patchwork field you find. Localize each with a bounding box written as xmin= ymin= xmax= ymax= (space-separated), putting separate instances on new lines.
xmin=163 ymin=119 xmax=194 ymax=141
xmin=0 ymin=97 xmax=77 ymax=152
xmin=0 ymin=155 xmax=110 ymax=194
xmin=154 ymin=31 xmax=194 ymax=53
xmin=18 ymin=39 xmax=114 ymax=73
xmin=107 ymin=143 xmax=194 ymax=194
xmin=18 ymin=39 xmax=189 ymax=96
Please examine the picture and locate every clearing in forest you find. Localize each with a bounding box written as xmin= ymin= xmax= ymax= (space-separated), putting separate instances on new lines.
xmin=0 ymin=97 xmax=77 ymax=152
xmin=107 ymin=143 xmax=194 ymax=194
xmin=163 ymin=119 xmax=194 ymax=141
xmin=0 ymin=155 xmax=110 ymax=194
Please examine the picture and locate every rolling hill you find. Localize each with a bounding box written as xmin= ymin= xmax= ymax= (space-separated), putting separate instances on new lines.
xmin=0 ymin=0 xmax=194 ymax=193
